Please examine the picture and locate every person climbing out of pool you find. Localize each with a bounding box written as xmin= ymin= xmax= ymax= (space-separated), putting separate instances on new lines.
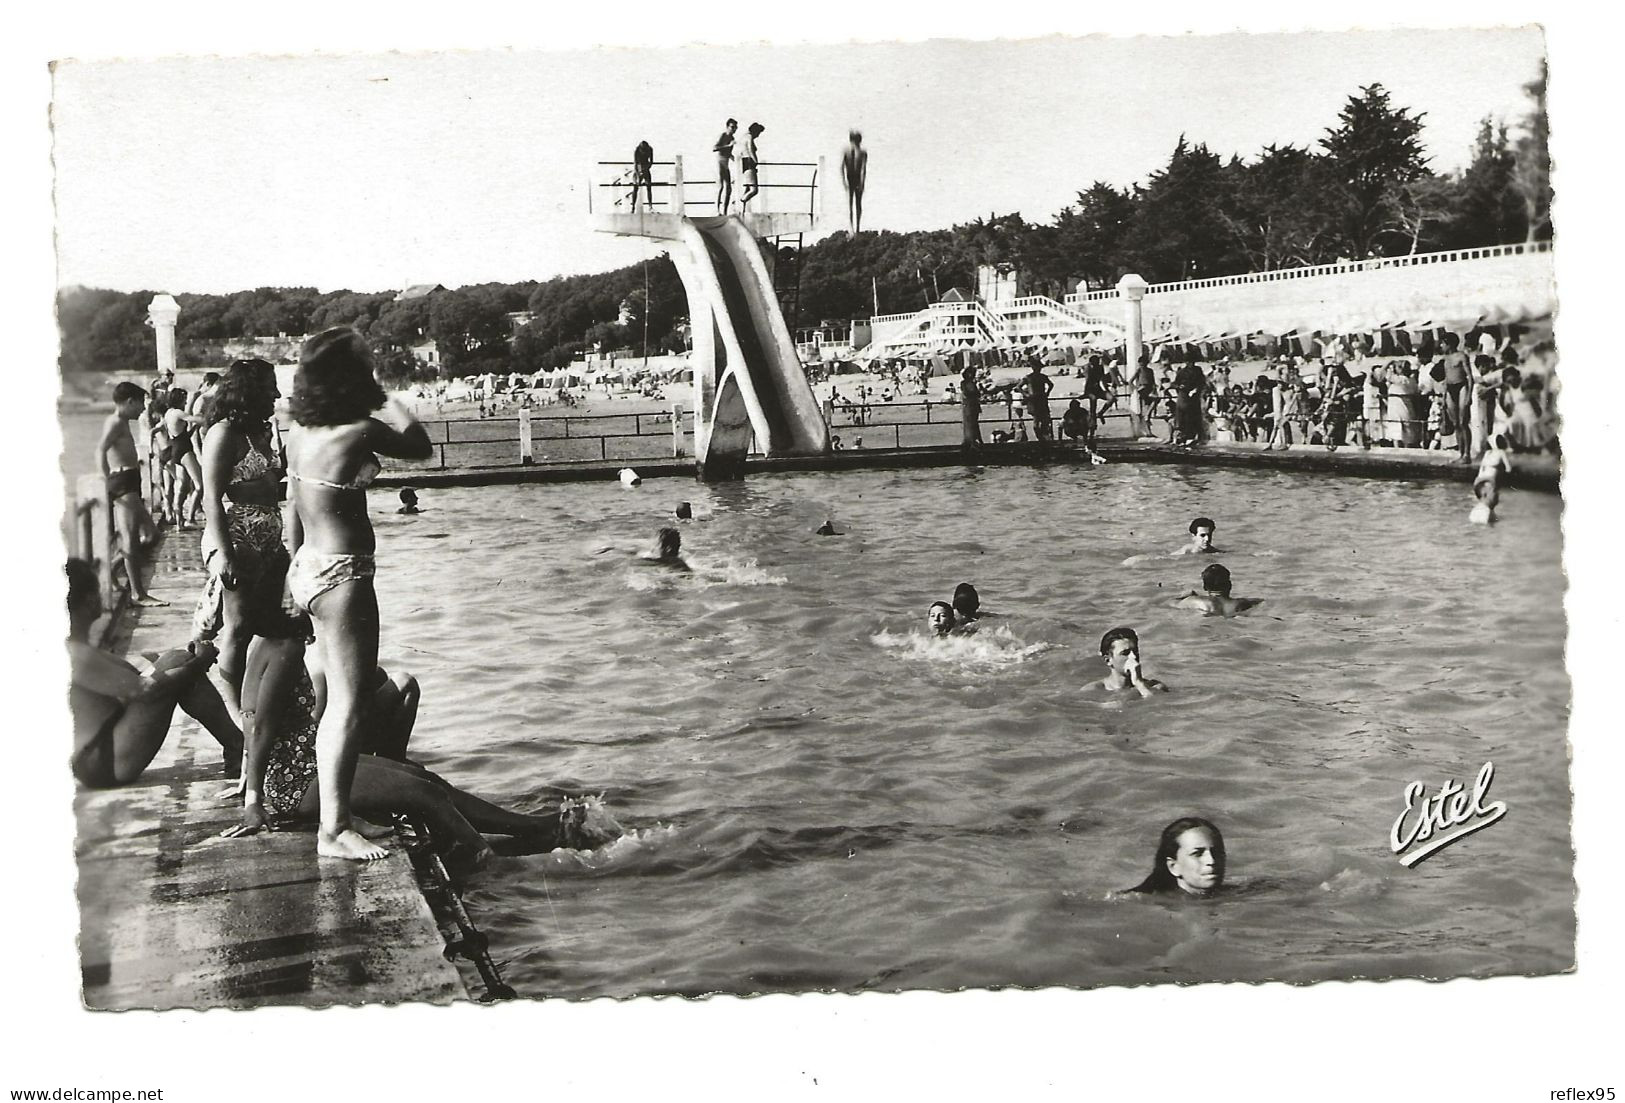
xmin=1176 ymin=563 xmax=1263 ymax=617
xmin=396 ymin=488 xmax=422 ymax=514
xmin=286 ymin=325 xmax=434 ymax=862
xmin=1175 ymin=516 xmax=1223 ymax=555
xmin=1083 ymin=626 xmax=1168 ymax=697
xmin=65 ymin=558 xmax=242 ymax=788
xmin=951 ymin=582 xmax=981 ymax=623
xmin=1470 ymin=432 xmax=1514 ymax=524
xmin=98 ymin=382 xmax=167 ymax=607
xmin=636 ymin=526 xmax=690 ymax=570
xmin=221 ymin=604 xmax=620 ymax=869
xmin=1122 ymin=817 xmax=1226 ymax=897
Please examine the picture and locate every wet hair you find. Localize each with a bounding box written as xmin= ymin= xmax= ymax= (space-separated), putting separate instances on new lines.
xmin=209 ymin=358 xmax=277 ymax=431
xmin=65 ymin=558 xmax=99 ymax=614
xmin=1189 ymin=516 xmax=1215 ymax=535
xmin=290 ymin=326 xmax=385 ymax=427
xmin=167 ymin=387 xmax=188 ymax=409
xmin=400 ymin=487 xmax=418 ymax=503
xmin=952 ymin=582 xmax=979 ymax=618
xmin=1200 ymin=563 xmax=1232 ymax=596
xmin=927 ymin=600 xmax=956 ymax=627
xmin=675 ymin=501 xmax=692 ymax=520
xmin=656 ymin=527 xmax=682 ymax=559
xmin=1128 ymin=817 xmax=1226 ymax=894
xmin=1099 ymin=625 xmax=1139 ymax=657
xmin=112 ymin=381 xmax=146 ymax=405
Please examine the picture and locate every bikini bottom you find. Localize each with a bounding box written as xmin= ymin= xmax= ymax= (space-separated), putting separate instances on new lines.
xmin=287 ymin=546 xmax=376 ymax=613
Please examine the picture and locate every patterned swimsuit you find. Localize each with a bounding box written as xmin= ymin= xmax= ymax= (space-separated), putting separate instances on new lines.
xmin=262 ymin=669 xmax=319 ymax=817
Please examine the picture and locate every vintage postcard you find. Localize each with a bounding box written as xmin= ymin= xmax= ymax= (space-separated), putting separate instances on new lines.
xmin=13 ymin=6 xmax=1617 ymax=1098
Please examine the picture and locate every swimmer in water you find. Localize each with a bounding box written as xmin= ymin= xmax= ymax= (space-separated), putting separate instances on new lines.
xmin=1176 ymin=563 xmax=1263 ymax=616
xmin=1471 ymin=433 xmax=1513 ymax=524
xmin=816 ymin=520 xmax=840 ymax=536
xmin=951 ymin=582 xmax=980 ymax=623
xmin=1084 ymin=626 xmax=1168 ymax=697
xmin=675 ymin=501 xmax=693 ymax=520
xmin=1124 ymin=817 xmax=1226 ymax=896
xmin=926 ymin=600 xmax=959 ymax=637
xmin=397 ymin=488 xmax=422 ymax=514
xmin=1176 ymin=516 xmax=1222 ymax=555
xmin=637 ymin=526 xmax=690 ymax=570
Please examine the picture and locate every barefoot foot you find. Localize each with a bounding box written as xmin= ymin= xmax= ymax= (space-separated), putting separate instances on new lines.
xmin=354 ymin=818 xmax=395 ymax=840
xmin=133 ymin=594 xmax=170 ymax=607
xmin=317 ymin=828 xmax=390 ymax=861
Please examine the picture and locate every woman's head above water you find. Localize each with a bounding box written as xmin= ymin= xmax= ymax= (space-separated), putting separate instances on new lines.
xmin=1130 ymin=817 xmax=1226 ymax=896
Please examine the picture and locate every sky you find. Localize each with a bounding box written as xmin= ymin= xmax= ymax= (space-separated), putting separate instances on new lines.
xmin=50 ymin=26 xmax=1546 ymax=296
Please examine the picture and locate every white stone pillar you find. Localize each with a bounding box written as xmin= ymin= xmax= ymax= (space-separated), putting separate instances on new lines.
xmin=519 ymin=406 xmax=534 ymax=464
xmin=672 ymin=155 xmax=684 ymax=217
xmin=148 ymin=293 xmax=181 ymax=377
xmin=1117 ymin=275 xmax=1149 ymax=438
xmin=671 ymin=400 xmax=684 ymax=457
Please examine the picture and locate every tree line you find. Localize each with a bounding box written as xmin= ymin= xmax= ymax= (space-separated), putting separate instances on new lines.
xmin=59 ymin=74 xmax=1550 ymax=379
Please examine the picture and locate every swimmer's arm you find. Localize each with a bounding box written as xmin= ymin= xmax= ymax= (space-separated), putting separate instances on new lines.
xmin=1233 ymin=598 xmax=1264 ymax=612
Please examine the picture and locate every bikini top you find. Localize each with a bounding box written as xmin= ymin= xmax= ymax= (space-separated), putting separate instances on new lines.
xmin=229 ymin=438 xmax=282 ymax=487
xmin=288 ymin=455 xmax=380 ymax=491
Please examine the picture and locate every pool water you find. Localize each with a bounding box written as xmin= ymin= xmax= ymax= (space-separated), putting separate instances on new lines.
xmin=368 ymin=462 xmax=1572 ymax=997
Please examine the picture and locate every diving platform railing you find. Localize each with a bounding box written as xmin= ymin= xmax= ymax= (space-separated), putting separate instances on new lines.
xmin=591 ymin=156 xmax=823 ymax=229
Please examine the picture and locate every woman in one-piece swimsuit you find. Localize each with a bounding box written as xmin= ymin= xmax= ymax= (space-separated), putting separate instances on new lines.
xmin=196 ymin=359 xmax=289 ymax=717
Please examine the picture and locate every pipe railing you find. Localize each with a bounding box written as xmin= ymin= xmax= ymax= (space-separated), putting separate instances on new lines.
xmin=403 ymin=408 xmax=699 ymax=470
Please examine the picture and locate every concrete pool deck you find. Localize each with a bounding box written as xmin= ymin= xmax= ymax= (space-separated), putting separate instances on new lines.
xmin=74 ymin=529 xmax=464 ymax=1010
xmin=376 ymin=437 xmax=1561 ymax=493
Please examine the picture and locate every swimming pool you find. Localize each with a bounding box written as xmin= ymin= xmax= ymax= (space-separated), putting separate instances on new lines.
xmin=368 ymin=462 xmax=1571 ymax=997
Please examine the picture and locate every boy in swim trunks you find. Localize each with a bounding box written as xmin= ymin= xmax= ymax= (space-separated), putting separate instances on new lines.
xmin=714 ymin=118 xmax=738 ymax=214
xmin=65 ymin=559 xmax=241 ymax=787
xmin=1471 ymin=433 xmax=1513 ymax=523
xmin=97 ymin=382 xmax=166 ymax=606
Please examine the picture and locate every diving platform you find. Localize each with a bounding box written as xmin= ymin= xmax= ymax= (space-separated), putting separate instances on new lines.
xmin=592 ymin=154 xmax=829 ymax=480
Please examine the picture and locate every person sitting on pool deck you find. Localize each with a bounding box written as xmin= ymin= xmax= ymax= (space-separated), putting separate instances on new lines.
xmin=396 ymin=488 xmax=422 ymax=514
xmin=1175 ymin=516 xmax=1222 ymax=555
xmin=637 ymin=526 xmax=690 ymax=570
xmin=1083 ymin=626 xmax=1168 ymax=697
xmin=65 ymin=558 xmax=242 ymax=788
xmin=222 ymin=604 xmax=618 ymax=868
xmin=1176 ymin=563 xmax=1263 ymax=616
xmin=1123 ymin=817 xmax=1226 ymax=897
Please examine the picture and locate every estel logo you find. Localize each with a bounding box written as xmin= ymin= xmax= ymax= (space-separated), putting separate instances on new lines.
xmin=1390 ymin=761 xmax=1508 ymax=868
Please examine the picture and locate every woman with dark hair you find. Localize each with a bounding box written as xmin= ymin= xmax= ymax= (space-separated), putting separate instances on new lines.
xmin=145 ymin=389 xmax=173 ymax=523
xmin=195 ymin=359 xmax=289 ymax=717
xmin=286 ymin=326 xmax=432 ymax=862
xmin=222 ymin=606 xmax=618 ymax=869
xmin=163 ymin=387 xmax=205 ymax=526
xmin=1125 ymin=817 xmax=1226 ymax=896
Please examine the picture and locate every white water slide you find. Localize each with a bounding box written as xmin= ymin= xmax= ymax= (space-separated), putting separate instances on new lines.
xmin=671 ymin=216 xmax=828 ymax=478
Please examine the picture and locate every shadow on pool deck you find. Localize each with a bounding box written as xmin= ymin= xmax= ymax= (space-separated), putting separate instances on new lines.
xmin=74 ymin=529 xmax=464 ymax=1010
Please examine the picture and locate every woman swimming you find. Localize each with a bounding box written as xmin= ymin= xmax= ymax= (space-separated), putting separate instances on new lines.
xmin=1124 ymin=817 xmax=1226 ymax=897
xmin=286 ymin=326 xmax=433 ymax=861
xmin=195 ymin=359 xmax=289 ymax=718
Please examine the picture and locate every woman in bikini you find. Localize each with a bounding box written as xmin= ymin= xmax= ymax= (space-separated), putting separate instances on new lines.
xmin=163 ymin=387 xmax=205 ymax=527
xmin=222 ymin=605 xmax=617 ymax=870
xmin=286 ymin=326 xmax=433 ymax=861
xmin=196 ymin=359 xmax=290 ymax=718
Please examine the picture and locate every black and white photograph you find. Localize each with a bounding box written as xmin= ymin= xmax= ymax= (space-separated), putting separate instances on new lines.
xmin=9 ymin=5 xmax=1621 ymax=1098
